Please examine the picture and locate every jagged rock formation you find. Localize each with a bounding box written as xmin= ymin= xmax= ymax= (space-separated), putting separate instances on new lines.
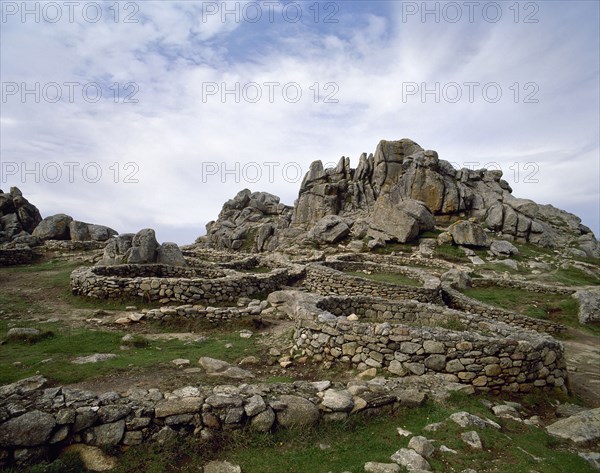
xmin=98 ymin=228 xmax=186 ymax=266
xmin=205 ymin=190 xmax=294 ymax=252
xmin=202 ymin=138 xmax=600 ymax=257
xmin=0 ymin=187 xmax=42 ymax=244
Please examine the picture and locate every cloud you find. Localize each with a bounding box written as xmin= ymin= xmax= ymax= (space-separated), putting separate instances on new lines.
xmin=1 ymin=0 xmax=598 ymax=243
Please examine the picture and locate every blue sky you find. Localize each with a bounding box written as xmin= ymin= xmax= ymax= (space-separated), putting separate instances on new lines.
xmin=1 ymin=0 xmax=598 ymax=244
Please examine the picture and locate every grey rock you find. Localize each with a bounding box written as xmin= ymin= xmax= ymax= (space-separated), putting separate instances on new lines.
xmin=448 ymin=220 xmax=489 ymax=247
xmin=320 ymin=389 xmax=354 ymax=412
xmin=579 ymin=452 xmax=600 ymax=470
xmin=72 ymin=353 xmax=117 ymax=364
xmin=32 ymin=213 xmax=72 ymax=240
xmin=127 ymin=228 xmax=159 ymax=264
xmin=461 ymin=431 xmax=482 ymax=449
xmin=441 ymin=269 xmax=472 ymax=290
xmin=546 ymin=408 xmax=600 ymax=444
xmin=250 ymin=407 xmax=275 ymax=432
xmin=204 ymin=460 xmax=242 ymax=473
xmin=90 ymin=420 xmax=125 ymax=447
xmin=390 ymin=448 xmax=431 ymax=471
xmin=154 ymin=397 xmax=203 ymax=417
xmin=368 ymin=197 xmax=434 ymax=243
xmin=98 ymin=234 xmax=134 ymax=265
xmin=156 ymin=242 xmax=187 ymax=266
xmin=364 ymin=462 xmax=401 ymax=473
xmin=309 ymin=215 xmax=350 ymax=244
xmin=573 ymin=289 xmax=600 ymax=325
xmin=276 ymin=395 xmax=319 ymax=428
xmin=0 ymin=411 xmax=56 ymax=447
xmin=490 ymin=240 xmax=519 ymax=257
xmin=449 ymin=411 xmax=500 ymax=430
xmin=492 ymin=404 xmax=521 ymax=420
xmin=408 ymin=436 xmax=435 ymax=458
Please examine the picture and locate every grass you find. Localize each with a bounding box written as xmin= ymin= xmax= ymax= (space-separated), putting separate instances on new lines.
xmin=434 ymin=244 xmax=470 ymax=263
xmin=461 ymin=287 xmax=599 ymax=333
xmin=550 ymin=267 xmax=600 ymax=286
xmin=373 ymin=242 xmax=416 ymax=255
xmin=0 ymin=259 xmax=162 ymax=315
xmin=83 ymin=392 xmax=596 ymax=473
xmin=0 ymin=320 xmax=261 ymax=385
xmin=238 ymin=267 xmax=272 ymax=274
xmin=345 ymin=271 xmax=422 ymax=287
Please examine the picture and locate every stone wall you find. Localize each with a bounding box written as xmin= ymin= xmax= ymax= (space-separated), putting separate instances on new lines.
xmin=70 ymin=265 xmax=290 ymax=304
xmin=334 ymin=252 xmax=454 ymax=270
xmin=442 ymin=286 xmax=567 ymax=335
xmin=0 ymin=248 xmax=33 ymax=266
xmin=304 ymin=264 xmax=442 ymax=304
xmin=92 ymin=264 xmax=227 ymax=279
xmin=43 ymin=240 xmax=107 ymax=251
xmin=0 ymin=374 xmax=463 ymax=468
xmin=293 ymin=296 xmax=567 ymax=394
xmin=144 ymin=302 xmax=264 ymax=323
xmin=472 ymin=278 xmax=575 ymax=295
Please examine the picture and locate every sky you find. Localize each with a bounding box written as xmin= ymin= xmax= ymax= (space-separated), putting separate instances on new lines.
xmin=1 ymin=0 xmax=599 ymax=244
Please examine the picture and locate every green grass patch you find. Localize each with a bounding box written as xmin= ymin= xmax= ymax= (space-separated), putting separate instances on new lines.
xmin=461 ymin=287 xmax=599 ymax=333
xmin=551 ymin=267 xmax=600 ymax=286
xmin=373 ymin=242 xmax=416 ymax=255
xmin=0 ymin=320 xmax=261 ymax=385
xmin=434 ymin=244 xmax=469 ymax=263
xmin=238 ymin=267 xmax=272 ymax=274
xmin=345 ymin=271 xmax=422 ymax=287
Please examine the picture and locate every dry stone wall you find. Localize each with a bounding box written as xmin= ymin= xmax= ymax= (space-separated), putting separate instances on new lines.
xmin=144 ymin=302 xmax=265 ymax=323
xmin=70 ymin=265 xmax=290 ymax=304
xmin=0 ymin=248 xmax=33 ymax=266
xmin=471 ymin=278 xmax=575 ymax=295
xmin=442 ymin=286 xmax=567 ymax=335
xmin=304 ymin=264 xmax=442 ymax=304
xmin=291 ymin=295 xmax=568 ymax=395
xmin=0 ymin=374 xmax=460 ymax=468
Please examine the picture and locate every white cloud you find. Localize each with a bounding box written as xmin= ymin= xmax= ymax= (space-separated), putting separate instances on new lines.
xmin=1 ymin=0 xmax=598 ymax=243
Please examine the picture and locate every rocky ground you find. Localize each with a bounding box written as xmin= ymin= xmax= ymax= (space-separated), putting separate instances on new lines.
xmin=1 ymin=241 xmax=599 ymax=473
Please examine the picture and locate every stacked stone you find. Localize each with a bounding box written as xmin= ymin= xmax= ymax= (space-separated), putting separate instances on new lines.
xmin=442 ymin=286 xmax=566 ymax=335
xmin=0 ymin=375 xmax=440 ymax=468
xmin=335 ymin=252 xmax=453 ymax=270
xmin=304 ymin=264 xmax=442 ymax=304
xmin=293 ymin=316 xmax=567 ymax=394
xmin=70 ymin=265 xmax=289 ymax=304
xmin=0 ymin=248 xmax=33 ymax=266
xmin=144 ymin=302 xmax=265 ymax=322
xmin=472 ymin=278 xmax=575 ymax=294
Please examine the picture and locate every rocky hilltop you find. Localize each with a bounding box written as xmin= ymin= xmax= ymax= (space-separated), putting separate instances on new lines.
xmin=204 ymin=138 xmax=599 ymax=257
xmin=0 ymin=187 xmax=117 ymax=248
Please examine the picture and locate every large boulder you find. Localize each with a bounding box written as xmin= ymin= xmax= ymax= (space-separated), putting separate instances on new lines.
xmin=70 ymin=221 xmax=118 ymax=242
xmin=32 ymin=214 xmax=73 ymax=240
xmin=0 ymin=410 xmax=56 ymax=447
xmin=368 ymin=197 xmax=434 ymax=243
xmin=546 ymin=408 xmax=600 ymax=444
xmin=448 ymin=220 xmax=490 ymax=247
xmin=0 ymin=188 xmax=42 ymax=239
xmin=98 ymin=234 xmax=134 ymax=265
xmin=308 ymin=215 xmax=350 ymax=244
xmin=276 ymin=395 xmax=320 ymax=428
xmin=573 ymin=289 xmax=600 ymax=325
xmin=156 ymin=242 xmax=187 ymax=266
xmin=490 ymin=240 xmax=519 ymax=257
xmin=127 ymin=229 xmax=159 ymax=264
